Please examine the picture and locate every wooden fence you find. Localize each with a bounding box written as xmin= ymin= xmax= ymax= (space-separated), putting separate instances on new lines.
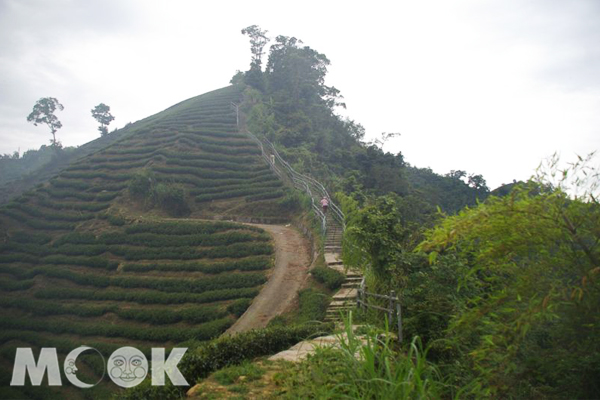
xmin=356 ymin=278 xmax=403 ymax=342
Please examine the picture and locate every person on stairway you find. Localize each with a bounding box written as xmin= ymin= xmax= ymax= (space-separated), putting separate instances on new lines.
xmin=320 ymin=197 xmax=329 ymax=214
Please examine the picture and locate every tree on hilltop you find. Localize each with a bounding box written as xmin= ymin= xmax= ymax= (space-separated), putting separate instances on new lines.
xmin=241 ymin=25 xmax=270 ymax=90
xmin=91 ymin=103 xmax=115 ymax=136
xmin=241 ymin=25 xmax=269 ymax=70
xmin=26 ymin=97 xmax=64 ymax=147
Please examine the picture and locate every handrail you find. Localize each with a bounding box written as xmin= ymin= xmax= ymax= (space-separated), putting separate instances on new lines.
xmin=231 ymin=102 xmax=344 ymax=236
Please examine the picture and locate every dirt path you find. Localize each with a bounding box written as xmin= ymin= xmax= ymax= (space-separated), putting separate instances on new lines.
xmin=226 ymin=224 xmax=311 ymax=334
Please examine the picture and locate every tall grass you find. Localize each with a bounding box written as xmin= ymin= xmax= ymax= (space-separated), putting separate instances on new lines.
xmin=281 ymin=313 xmax=446 ymax=399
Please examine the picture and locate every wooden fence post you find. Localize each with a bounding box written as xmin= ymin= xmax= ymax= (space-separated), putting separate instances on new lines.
xmin=396 ymin=301 xmax=403 ymax=343
xmin=389 ymin=291 xmax=395 ymax=330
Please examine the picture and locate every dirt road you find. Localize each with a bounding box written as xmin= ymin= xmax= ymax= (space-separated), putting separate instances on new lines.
xmin=225 ymin=224 xmax=311 ymax=334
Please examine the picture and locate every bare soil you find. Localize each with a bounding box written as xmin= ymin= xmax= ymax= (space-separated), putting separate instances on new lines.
xmin=226 ymin=224 xmax=311 ymax=334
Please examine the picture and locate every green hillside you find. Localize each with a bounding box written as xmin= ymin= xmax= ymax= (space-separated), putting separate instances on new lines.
xmin=0 ymin=85 xmax=295 ymax=399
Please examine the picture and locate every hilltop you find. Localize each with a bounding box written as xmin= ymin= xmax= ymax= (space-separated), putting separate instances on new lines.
xmin=0 ymin=84 xmax=305 ymax=399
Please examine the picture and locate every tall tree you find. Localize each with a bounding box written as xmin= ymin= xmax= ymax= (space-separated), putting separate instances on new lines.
xmin=241 ymin=25 xmax=269 ymax=70
xmin=26 ymin=97 xmax=64 ymax=147
xmin=266 ymin=35 xmax=344 ymax=109
xmin=91 ymin=103 xmax=115 ymax=136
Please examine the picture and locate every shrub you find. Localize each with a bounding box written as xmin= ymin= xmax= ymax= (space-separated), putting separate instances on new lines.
xmin=10 ymin=231 xmax=52 ymax=245
xmin=128 ymin=170 xmax=155 ymax=200
xmin=124 ymin=220 xmax=261 ymax=235
xmin=153 ymin=182 xmax=190 ymax=217
xmin=116 ymin=306 xmax=226 ymax=325
xmin=34 ymin=287 xmax=260 ymax=305
xmin=0 ymin=316 xmax=232 ymax=343
xmin=122 ymin=256 xmax=271 ymax=274
xmin=0 ymin=278 xmax=34 ymax=291
xmin=311 ymin=266 xmax=345 ymax=290
xmin=246 ymin=189 xmax=284 ymax=202
xmin=227 ymin=298 xmax=252 ymax=317
xmin=297 ymin=288 xmax=331 ymax=323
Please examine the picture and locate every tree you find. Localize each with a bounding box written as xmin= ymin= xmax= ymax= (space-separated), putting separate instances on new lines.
xmin=266 ymin=35 xmax=344 ymax=109
xmin=467 ymin=173 xmax=488 ymax=191
xmin=91 ymin=103 xmax=115 ymax=136
xmin=241 ymin=25 xmax=269 ymax=70
xmin=418 ymin=156 xmax=600 ymax=397
xmin=26 ymin=97 xmax=64 ymax=147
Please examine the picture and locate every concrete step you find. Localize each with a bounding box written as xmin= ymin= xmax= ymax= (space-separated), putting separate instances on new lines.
xmin=325 ymin=307 xmax=354 ymax=316
xmin=325 ymin=254 xmax=342 ymax=265
xmin=342 ymin=282 xmax=361 ymax=289
xmin=325 ymin=246 xmax=342 ymax=251
xmin=329 ymin=300 xmax=355 ymax=307
xmin=333 ymin=288 xmax=357 ymax=300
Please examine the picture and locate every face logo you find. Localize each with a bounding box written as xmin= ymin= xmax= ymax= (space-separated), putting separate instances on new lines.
xmin=65 ymin=359 xmax=77 ymax=375
xmin=108 ymin=347 xmax=148 ymax=388
xmin=63 ymin=346 xmax=106 ymax=389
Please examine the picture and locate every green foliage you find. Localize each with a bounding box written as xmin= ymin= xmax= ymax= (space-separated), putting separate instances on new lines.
xmin=124 ymin=220 xmax=261 ymax=235
xmin=26 ymin=97 xmax=64 ymax=146
xmin=2 ymin=264 xmax=266 ymax=293
xmin=0 ymin=278 xmax=35 ymax=291
xmin=116 ymin=305 xmax=226 ymax=325
xmin=0 ymin=316 xmax=232 ymax=343
xmin=117 ymin=323 xmax=332 ymax=400
xmin=10 ymin=230 xmax=52 ymax=244
xmin=278 ymin=316 xmax=443 ymax=399
xmin=226 ymin=298 xmax=252 ymax=317
xmin=415 ymin=157 xmax=600 ymax=398
xmin=180 ymin=323 xmax=332 ymax=382
xmin=35 ymin=286 xmax=260 ymax=305
xmin=296 ymin=288 xmax=330 ymax=323
xmin=128 ymin=169 xmax=155 ymax=200
xmin=213 ymin=361 xmax=265 ymax=386
xmin=154 ymin=182 xmax=190 ymax=216
xmin=0 ymin=207 xmax=75 ymax=230
xmin=127 ymin=170 xmax=190 ymax=216
xmin=0 ymin=296 xmax=114 ymax=318
xmin=122 ymin=255 xmax=271 ymax=273
xmin=91 ymin=103 xmax=115 ymax=136
xmin=310 ymin=266 xmax=345 ymax=290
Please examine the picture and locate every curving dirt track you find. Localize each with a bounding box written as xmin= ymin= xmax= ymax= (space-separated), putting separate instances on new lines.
xmin=225 ymin=224 xmax=311 ymax=334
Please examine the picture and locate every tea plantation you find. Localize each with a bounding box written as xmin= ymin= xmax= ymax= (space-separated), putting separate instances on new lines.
xmin=0 ymin=85 xmax=290 ymax=399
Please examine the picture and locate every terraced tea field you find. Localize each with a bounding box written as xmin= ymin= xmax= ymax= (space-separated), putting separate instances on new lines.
xmin=0 ymin=85 xmax=290 ymax=398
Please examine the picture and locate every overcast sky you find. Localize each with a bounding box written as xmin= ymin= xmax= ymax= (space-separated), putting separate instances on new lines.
xmin=1 ymin=0 xmax=598 ymax=189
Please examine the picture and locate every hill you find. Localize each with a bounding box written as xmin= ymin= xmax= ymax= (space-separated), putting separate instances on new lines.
xmin=0 ymin=85 xmax=297 ymax=399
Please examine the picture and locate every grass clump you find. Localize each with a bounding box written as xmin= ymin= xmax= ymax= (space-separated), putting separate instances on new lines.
xmin=278 ymin=314 xmax=444 ymax=399
xmin=213 ymin=361 xmax=265 ymax=386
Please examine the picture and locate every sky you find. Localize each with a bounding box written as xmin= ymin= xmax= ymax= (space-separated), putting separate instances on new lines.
xmin=0 ymin=0 xmax=599 ymax=189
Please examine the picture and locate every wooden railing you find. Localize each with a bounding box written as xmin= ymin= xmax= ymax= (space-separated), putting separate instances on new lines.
xmin=357 ymin=278 xmax=403 ymax=342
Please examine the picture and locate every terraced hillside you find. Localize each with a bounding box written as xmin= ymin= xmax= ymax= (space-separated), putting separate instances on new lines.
xmin=0 ymin=85 xmax=292 ymax=399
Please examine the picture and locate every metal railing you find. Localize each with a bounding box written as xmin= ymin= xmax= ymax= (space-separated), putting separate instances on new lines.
xmin=231 ymin=102 xmax=345 ymax=235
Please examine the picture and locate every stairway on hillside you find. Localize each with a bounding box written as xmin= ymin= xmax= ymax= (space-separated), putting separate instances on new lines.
xmin=322 ymin=213 xmax=363 ymax=323
xmin=324 ymin=213 xmax=343 ymax=254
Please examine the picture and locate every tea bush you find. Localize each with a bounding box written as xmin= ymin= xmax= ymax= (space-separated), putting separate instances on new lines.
xmin=34 ymin=287 xmax=260 ymax=305
xmin=311 ymin=266 xmax=346 ymax=290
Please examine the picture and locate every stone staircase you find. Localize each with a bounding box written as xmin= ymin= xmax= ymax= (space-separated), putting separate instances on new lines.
xmin=322 ymin=215 xmax=363 ymax=323
xmin=324 ymin=214 xmax=343 ymax=254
